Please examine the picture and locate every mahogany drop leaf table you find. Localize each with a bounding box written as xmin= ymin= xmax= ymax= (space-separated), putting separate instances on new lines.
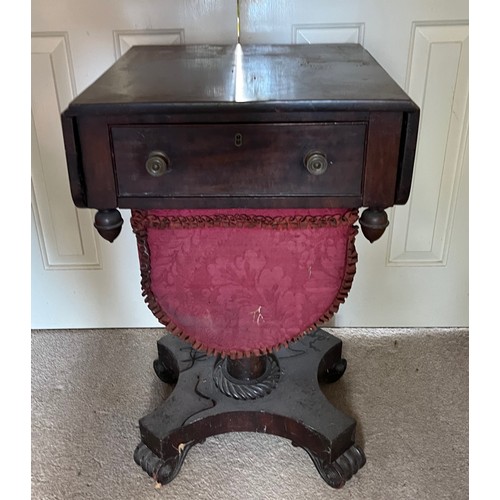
xmin=61 ymin=44 xmax=419 ymax=489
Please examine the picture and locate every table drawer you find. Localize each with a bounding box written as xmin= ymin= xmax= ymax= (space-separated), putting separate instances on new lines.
xmin=111 ymin=123 xmax=367 ymax=199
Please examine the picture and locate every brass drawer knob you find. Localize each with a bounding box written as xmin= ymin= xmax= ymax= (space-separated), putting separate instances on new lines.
xmin=304 ymin=151 xmax=328 ymax=176
xmin=145 ymin=151 xmax=171 ymax=177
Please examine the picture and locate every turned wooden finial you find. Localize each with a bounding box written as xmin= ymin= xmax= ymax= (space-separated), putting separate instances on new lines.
xmin=94 ymin=209 xmax=124 ymax=242
xmin=359 ymin=208 xmax=389 ymax=243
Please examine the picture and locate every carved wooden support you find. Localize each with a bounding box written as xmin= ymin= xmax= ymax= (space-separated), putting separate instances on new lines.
xmin=359 ymin=208 xmax=389 ymax=243
xmin=135 ymin=329 xmax=365 ymax=488
xmin=94 ymin=209 xmax=124 ymax=242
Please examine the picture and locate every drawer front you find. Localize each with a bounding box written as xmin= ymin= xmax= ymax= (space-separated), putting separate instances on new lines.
xmin=111 ymin=123 xmax=367 ymax=199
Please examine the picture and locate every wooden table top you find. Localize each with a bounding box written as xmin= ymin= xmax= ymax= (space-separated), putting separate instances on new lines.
xmin=67 ymin=44 xmax=417 ymax=115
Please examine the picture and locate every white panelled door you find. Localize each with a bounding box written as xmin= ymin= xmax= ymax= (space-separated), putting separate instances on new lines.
xmin=31 ymin=0 xmax=468 ymax=328
xmin=239 ymin=0 xmax=469 ymax=327
xmin=31 ymin=0 xmax=237 ymax=328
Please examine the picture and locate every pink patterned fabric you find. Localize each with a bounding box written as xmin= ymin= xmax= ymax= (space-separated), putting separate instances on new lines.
xmin=131 ymin=208 xmax=358 ymax=358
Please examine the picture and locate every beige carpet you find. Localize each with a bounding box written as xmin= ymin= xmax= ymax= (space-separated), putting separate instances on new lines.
xmin=31 ymin=327 xmax=468 ymax=499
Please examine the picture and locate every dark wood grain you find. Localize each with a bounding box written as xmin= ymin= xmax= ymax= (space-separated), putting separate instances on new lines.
xmin=67 ymin=44 xmax=416 ymax=113
xmin=117 ymin=195 xmax=363 ymax=210
xmin=395 ymin=108 xmax=420 ymax=204
xmin=363 ymin=112 xmax=403 ymax=208
xmin=135 ymin=329 xmax=365 ymax=488
xmin=111 ymin=122 xmax=366 ymax=199
xmin=77 ymin=116 xmax=117 ymax=208
xmin=61 ymin=44 xmax=419 ymax=213
xmin=61 ymin=115 xmax=86 ymax=208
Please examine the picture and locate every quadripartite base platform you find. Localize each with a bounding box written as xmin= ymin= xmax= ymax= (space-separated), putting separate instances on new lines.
xmin=134 ymin=328 xmax=365 ymax=488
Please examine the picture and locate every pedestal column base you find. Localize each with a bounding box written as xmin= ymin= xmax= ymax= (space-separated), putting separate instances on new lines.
xmin=134 ymin=329 xmax=366 ymax=488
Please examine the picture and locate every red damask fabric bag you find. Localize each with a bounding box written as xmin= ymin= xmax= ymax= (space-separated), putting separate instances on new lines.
xmin=131 ymin=208 xmax=358 ymax=358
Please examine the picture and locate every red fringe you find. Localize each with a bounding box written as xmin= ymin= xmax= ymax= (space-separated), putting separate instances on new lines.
xmin=130 ymin=210 xmax=359 ymax=232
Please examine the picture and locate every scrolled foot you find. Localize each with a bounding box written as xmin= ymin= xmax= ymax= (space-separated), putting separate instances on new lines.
xmin=153 ymin=358 xmax=179 ymax=384
xmin=307 ymin=444 xmax=366 ymax=489
xmin=134 ymin=442 xmax=192 ymax=485
xmin=320 ymin=358 xmax=347 ymax=383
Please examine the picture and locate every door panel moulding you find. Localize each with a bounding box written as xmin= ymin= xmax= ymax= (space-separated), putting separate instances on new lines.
xmin=113 ymin=29 xmax=185 ymax=58
xmin=387 ymin=22 xmax=469 ymax=267
xmin=292 ymin=23 xmax=365 ymax=45
xmin=31 ymin=33 xmax=101 ymax=270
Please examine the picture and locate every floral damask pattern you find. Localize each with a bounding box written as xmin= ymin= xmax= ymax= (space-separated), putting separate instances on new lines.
xmin=132 ymin=208 xmax=358 ymax=358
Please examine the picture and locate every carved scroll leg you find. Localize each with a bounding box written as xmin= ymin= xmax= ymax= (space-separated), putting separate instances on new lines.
xmin=136 ymin=331 xmax=366 ymax=489
xmin=319 ymin=358 xmax=347 ymax=383
xmin=306 ymin=444 xmax=366 ymax=489
xmin=153 ymin=358 xmax=179 ymax=385
xmin=134 ymin=441 xmax=195 ymax=485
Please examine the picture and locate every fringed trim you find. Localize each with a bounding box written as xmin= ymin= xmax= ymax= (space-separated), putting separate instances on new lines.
xmin=131 ymin=209 xmax=359 ymax=359
xmin=131 ymin=209 xmax=359 ymax=232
